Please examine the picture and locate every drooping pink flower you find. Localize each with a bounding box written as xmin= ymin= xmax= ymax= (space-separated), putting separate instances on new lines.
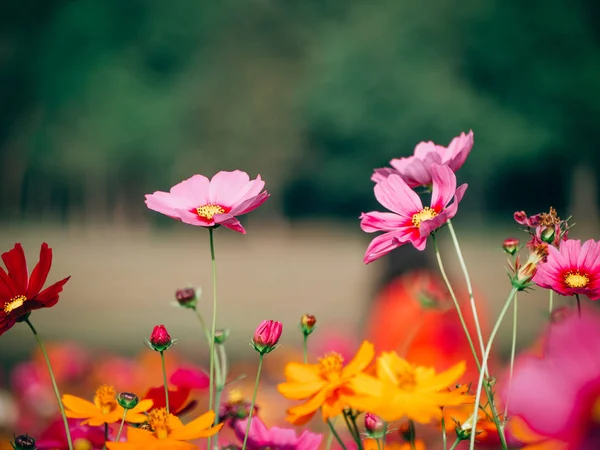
xmin=504 ymin=307 xmax=600 ymax=447
xmin=145 ymin=170 xmax=269 ymax=234
xmin=372 ymin=131 xmax=473 ymax=187
xmin=360 ymin=164 xmax=467 ymax=262
xmin=233 ymin=416 xmax=322 ymax=450
xmin=533 ymin=239 xmax=600 ymax=300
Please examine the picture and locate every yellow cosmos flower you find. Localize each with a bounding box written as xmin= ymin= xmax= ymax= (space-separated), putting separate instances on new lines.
xmin=364 ymin=439 xmax=426 ymax=450
xmin=353 ymin=351 xmax=468 ymax=423
xmin=106 ymin=408 xmax=223 ymax=450
xmin=63 ymin=385 xmax=153 ymax=426
xmin=277 ymin=340 xmax=380 ymax=425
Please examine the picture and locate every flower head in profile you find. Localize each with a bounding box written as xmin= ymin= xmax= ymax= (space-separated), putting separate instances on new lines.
xmin=1 ymin=243 xmax=70 ymax=336
xmin=355 ymin=351 xmax=469 ymax=423
xmin=145 ymin=170 xmax=269 ymax=234
xmin=106 ymin=408 xmax=222 ymax=450
xmin=63 ymin=385 xmax=153 ymax=426
xmin=533 ymin=239 xmax=600 ymax=300
xmin=277 ymin=341 xmax=378 ymax=425
xmin=505 ymin=307 xmax=600 ymax=446
xmin=232 ymin=416 xmax=323 ymax=450
xmin=361 ymin=164 xmax=467 ymax=262
xmin=514 ymin=207 xmax=571 ymax=248
xmin=372 ymin=131 xmax=473 ymax=187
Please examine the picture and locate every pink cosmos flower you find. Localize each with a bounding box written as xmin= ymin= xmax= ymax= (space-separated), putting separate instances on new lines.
xmin=533 ymin=239 xmax=600 ymax=300
xmin=233 ymin=416 xmax=322 ymax=450
xmin=505 ymin=307 xmax=600 ymax=447
xmin=372 ymin=131 xmax=473 ymax=187
xmin=360 ymin=164 xmax=467 ymax=262
xmin=37 ymin=418 xmax=106 ymax=449
xmin=145 ymin=170 xmax=269 ymax=234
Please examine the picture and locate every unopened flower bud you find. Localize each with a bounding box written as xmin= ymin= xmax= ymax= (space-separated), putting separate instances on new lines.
xmin=145 ymin=325 xmax=176 ymax=352
xmin=214 ymin=329 xmax=230 ymax=345
xmin=540 ymin=226 xmax=556 ymax=244
xmin=117 ymin=392 xmax=139 ymax=409
xmin=12 ymin=435 xmax=36 ymax=450
xmin=251 ymin=320 xmax=283 ymax=355
xmin=175 ymin=287 xmax=197 ymax=308
xmin=364 ymin=413 xmax=386 ymax=438
xmin=512 ymin=244 xmax=549 ymax=291
xmin=456 ymin=414 xmax=480 ymax=441
xmin=502 ymin=238 xmax=520 ymax=255
xmin=513 ymin=211 xmax=528 ymax=226
xmin=300 ymin=314 xmax=317 ymax=336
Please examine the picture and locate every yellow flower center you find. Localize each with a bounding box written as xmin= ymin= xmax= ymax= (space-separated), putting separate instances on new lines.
xmin=73 ymin=438 xmax=93 ymax=450
xmin=93 ymin=385 xmax=117 ymax=414
xmin=318 ymin=352 xmax=344 ymax=377
xmin=228 ymin=388 xmax=244 ymax=404
xmin=148 ymin=408 xmax=172 ymax=440
xmin=411 ymin=207 xmax=437 ymax=228
xmin=196 ymin=204 xmax=226 ymax=220
xmin=3 ymin=295 xmax=26 ymax=314
xmin=564 ymin=271 xmax=589 ymax=289
xmin=396 ymin=369 xmax=417 ymax=391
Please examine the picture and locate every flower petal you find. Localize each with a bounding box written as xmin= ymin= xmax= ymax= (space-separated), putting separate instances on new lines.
xmin=2 ymin=243 xmax=28 ymax=294
xmin=374 ymin=175 xmax=422 ymax=216
xmin=0 ymin=266 xmax=16 ymax=301
xmin=170 ymin=411 xmax=222 ymax=440
xmin=213 ymin=213 xmax=246 ymax=234
xmin=170 ymin=175 xmax=210 ymax=207
xmin=363 ymin=230 xmax=412 ymax=264
xmin=341 ymin=341 xmax=375 ymax=379
xmin=278 ymin=380 xmax=327 ymax=400
xmin=208 ymin=170 xmax=251 ymax=207
xmin=228 ymin=191 xmax=270 ymax=216
xmin=26 ymin=243 xmax=52 ymax=298
xmin=430 ymin=164 xmax=457 ymax=211
xmin=145 ymin=192 xmax=186 ymax=220
xmin=30 ymin=276 xmax=70 ymax=308
xmin=283 ymin=363 xmax=322 ymax=383
xmin=62 ymin=395 xmax=100 ymax=418
xmin=360 ymin=212 xmax=407 ymax=233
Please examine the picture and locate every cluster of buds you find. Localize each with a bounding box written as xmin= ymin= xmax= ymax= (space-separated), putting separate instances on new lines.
xmin=218 ymin=389 xmax=258 ymax=425
xmin=300 ymin=314 xmax=317 ymax=336
xmin=11 ymin=435 xmax=36 ymax=450
xmin=251 ymin=320 xmax=283 ymax=355
xmin=145 ymin=325 xmax=177 ymax=352
xmin=514 ymin=207 xmax=572 ymax=248
xmin=509 ymin=243 xmax=549 ymax=291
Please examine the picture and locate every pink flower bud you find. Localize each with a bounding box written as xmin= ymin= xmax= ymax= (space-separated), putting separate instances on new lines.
xmin=147 ymin=325 xmax=174 ymax=352
xmin=175 ymin=287 xmax=197 ymax=308
xmin=300 ymin=314 xmax=317 ymax=336
xmin=364 ymin=413 xmax=385 ymax=437
xmin=502 ymin=238 xmax=520 ymax=255
xmin=251 ymin=320 xmax=282 ymax=355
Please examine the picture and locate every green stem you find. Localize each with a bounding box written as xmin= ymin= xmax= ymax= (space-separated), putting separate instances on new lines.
xmin=408 ymin=420 xmax=416 ymax=450
xmin=24 ymin=318 xmax=74 ymax=450
xmin=548 ymin=290 xmax=554 ymax=315
xmin=503 ymin=293 xmax=518 ymax=421
xmin=576 ymin=294 xmax=581 ymax=317
xmin=160 ymin=351 xmax=170 ymax=414
xmin=469 ymin=287 xmax=518 ymax=450
xmin=441 ymin=413 xmax=447 ymax=450
xmin=104 ymin=423 xmax=108 ymax=450
xmin=432 ymin=234 xmax=482 ymax=371
xmin=115 ymin=409 xmax=128 ymax=442
xmin=208 ymin=227 xmax=218 ymax=418
xmin=327 ymin=419 xmax=347 ymax=450
xmin=349 ymin=412 xmax=364 ymax=450
xmin=342 ymin=410 xmax=362 ymax=449
xmin=447 ymin=220 xmax=486 ymax=360
xmin=303 ymin=334 xmax=308 ymax=364
xmin=241 ymin=354 xmax=264 ymax=450
xmin=449 ymin=438 xmax=461 ymax=450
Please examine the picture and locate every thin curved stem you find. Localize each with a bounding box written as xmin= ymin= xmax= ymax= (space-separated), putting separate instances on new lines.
xmin=576 ymin=294 xmax=581 ymax=317
xmin=241 ymin=354 xmax=264 ymax=450
xmin=469 ymin=287 xmax=518 ymax=450
xmin=503 ymin=292 xmax=518 ymax=421
xmin=548 ymin=290 xmax=554 ymax=315
xmin=408 ymin=420 xmax=416 ymax=450
xmin=208 ymin=227 xmax=218 ymax=415
xmin=303 ymin=334 xmax=308 ymax=364
xmin=24 ymin=318 xmax=73 ymax=450
xmin=449 ymin=438 xmax=461 ymax=450
xmin=160 ymin=351 xmax=170 ymax=415
xmin=115 ymin=409 xmax=128 ymax=442
xmin=447 ymin=220 xmax=486 ymax=360
xmin=327 ymin=419 xmax=347 ymax=450
xmin=441 ymin=413 xmax=447 ymax=450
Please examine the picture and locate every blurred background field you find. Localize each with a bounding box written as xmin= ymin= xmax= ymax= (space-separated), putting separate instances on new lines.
xmin=1 ymin=0 xmax=600 ymax=447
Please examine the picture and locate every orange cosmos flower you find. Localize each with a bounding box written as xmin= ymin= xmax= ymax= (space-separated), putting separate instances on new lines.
xmin=355 ymin=351 xmax=468 ymax=423
xmin=364 ymin=439 xmax=426 ymax=450
xmin=63 ymin=385 xmax=153 ymax=426
xmin=277 ymin=340 xmax=379 ymax=425
xmin=106 ymin=408 xmax=222 ymax=450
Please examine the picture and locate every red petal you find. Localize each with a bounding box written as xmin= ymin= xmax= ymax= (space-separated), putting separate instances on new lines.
xmin=30 ymin=276 xmax=70 ymax=308
xmin=2 ymin=243 xmax=29 ymax=294
xmin=143 ymin=386 xmax=191 ymax=414
xmin=0 ymin=313 xmax=17 ymax=337
xmin=26 ymin=243 xmax=52 ymax=298
xmin=0 ymin=266 xmax=16 ymax=301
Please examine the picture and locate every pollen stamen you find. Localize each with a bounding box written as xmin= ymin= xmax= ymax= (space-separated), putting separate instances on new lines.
xmin=318 ymin=352 xmax=344 ymax=377
xmin=93 ymin=385 xmax=117 ymax=415
xmin=196 ymin=204 xmax=226 ymax=220
xmin=411 ymin=207 xmax=438 ymax=228
xmin=3 ymin=295 xmax=27 ymax=314
xmin=564 ymin=271 xmax=590 ymax=289
xmin=148 ymin=407 xmax=172 ymax=440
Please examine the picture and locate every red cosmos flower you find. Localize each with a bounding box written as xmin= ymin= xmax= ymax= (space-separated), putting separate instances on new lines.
xmin=0 ymin=243 xmax=70 ymax=336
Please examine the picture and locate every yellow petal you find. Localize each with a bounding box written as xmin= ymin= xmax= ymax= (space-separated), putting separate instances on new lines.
xmin=286 ymin=389 xmax=327 ymax=423
xmin=170 ymin=411 xmax=223 ymax=441
xmin=347 ymin=373 xmax=383 ymax=396
xmin=126 ymin=427 xmax=156 ymax=443
xmin=341 ymin=341 xmax=374 ymax=379
xmin=418 ymin=361 xmax=466 ymax=392
xmin=106 ymin=443 xmax=140 ymax=450
xmin=284 ymin=362 xmax=322 ymax=383
xmin=62 ymin=395 xmax=100 ymax=417
xmin=131 ymin=399 xmax=154 ymax=413
xmin=277 ymin=380 xmax=327 ymax=400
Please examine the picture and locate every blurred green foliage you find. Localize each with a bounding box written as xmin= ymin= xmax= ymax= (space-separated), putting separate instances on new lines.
xmin=1 ymin=0 xmax=598 ymax=222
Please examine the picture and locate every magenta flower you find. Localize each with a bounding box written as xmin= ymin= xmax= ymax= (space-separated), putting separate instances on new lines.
xmin=233 ymin=416 xmax=322 ymax=450
xmin=251 ymin=320 xmax=283 ymax=355
xmin=533 ymin=239 xmax=600 ymax=300
xmin=372 ymin=130 xmax=473 ymax=187
xmin=505 ymin=307 xmax=600 ymax=446
xmin=37 ymin=418 xmax=106 ymax=449
xmin=360 ymin=164 xmax=467 ymax=262
xmin=145 ymin=170 xmax=269 ymax=234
